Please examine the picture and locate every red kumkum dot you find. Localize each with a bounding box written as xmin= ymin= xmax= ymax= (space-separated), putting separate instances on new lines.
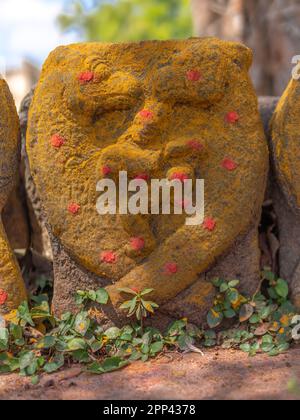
xmin=222 ymin=158 xmax=238 ymax=172
xmin=186 ymin=70 xmax=202 ymax=82
xmin=187 ymin=139 xmax=204 ymax=151
xmin=164 ymin=262 xmax=178 ymax=276
xmin=130 ymin=237 xmax=145 ymax=251
xmin=139 ymin=109 xmax=154 ymax=120
xmin=0 ymin=289 xmax=8 ymax=305
xmin=203 ymin=218 xmax=216 ymax=232
xmin=169 ymin=172 xmax=189 ymax=183
xmin=101 ymin=251 xmax=117 ymax=264
xmin=175 ymin=198 xmax=191 ymax=209
xmin=134 ymin=173 xmax=149 ymax=182
xmin=67 ymin=203 xmax=81 ymax=215
xmin=51 ymin=134 xmax=65 ymax=148
xmin=226 ymin=111 xmax=240 ymax=124
xmin=78 ymin=71 xmax=95 ymax=84
xmin=102 ymin=166 xmax=112 ymax=176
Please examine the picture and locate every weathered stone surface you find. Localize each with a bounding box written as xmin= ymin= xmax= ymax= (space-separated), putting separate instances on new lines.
xmin=27 ymin=39 xmax=268 ymax=322
xmin=2 ymin=184 xmax=30 ymax=251
xmin=0 ymin=79 xmax=27 ymax=314
xmin=19 ymin=88 xmax=52 ymax=260
xmin=270 ymin=79 xmax=300 ymax=309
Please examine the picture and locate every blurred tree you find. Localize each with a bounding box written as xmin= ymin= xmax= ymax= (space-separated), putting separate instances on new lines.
xmin=191 ymin=0 xmax=300 ymax=96
xmin=58 ymin=0 xmax=193 ymax=42
xmin=243 ymin=0 xmax=300 ymax=96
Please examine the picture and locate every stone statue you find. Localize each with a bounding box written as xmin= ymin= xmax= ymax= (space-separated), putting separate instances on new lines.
xmin=26 ymin=38 xmax=268 ymax=325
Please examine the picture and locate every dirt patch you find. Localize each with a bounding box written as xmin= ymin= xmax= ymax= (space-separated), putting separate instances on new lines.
xmin=1 ymin=347 xmax=299 ymax=400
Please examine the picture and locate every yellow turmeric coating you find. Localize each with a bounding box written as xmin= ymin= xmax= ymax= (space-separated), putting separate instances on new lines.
xmin=271 ymin=78 xmax=300 ymax=209
xmin=27 ymin=38 xmax=268 ymax=311
xmin=0 ymin=79 xmax=27 ymax=314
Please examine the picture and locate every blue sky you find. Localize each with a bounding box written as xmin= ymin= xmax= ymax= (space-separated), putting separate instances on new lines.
xmin=0 ymin=0 xmax=90 ymax=68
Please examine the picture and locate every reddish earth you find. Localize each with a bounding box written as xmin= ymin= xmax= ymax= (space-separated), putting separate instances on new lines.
xmin=0 ymin=347 xmax=300 ymax=400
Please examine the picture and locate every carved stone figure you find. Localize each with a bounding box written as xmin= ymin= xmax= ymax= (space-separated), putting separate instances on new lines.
xmin=27 ymin=39 xmax=268 ymax=324
xmin=270 ymin=78 xmax=300 ymax=309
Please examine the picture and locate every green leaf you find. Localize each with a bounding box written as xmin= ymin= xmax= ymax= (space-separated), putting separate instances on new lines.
xmin=17 ymin=302 xmax=34 ymax=327
xmin=240 ymin=343 xmax=251 ymax=353
xmin=43 ymin=353 xmax=65 ymax=373
xmin=228 ymin=280 xmax=240 ymax=288
xmin=10 ymin=324 xmax=23 ymax=341
xmin=36 ymin=336 xmax=56 ymax=350
xmin=262 ymin=268 xmax=275 ymax=282
xmin=73 ymin=350 xmax=90 ymax=363
xmin=129 ymin=350 xmax=142 ymax=361
xmin=212 ymin=278 xmax=223 ymax=288
xmin=31 ymin=375 xmax=40 ymax=385
xmin=95 ymin=288 xmax=109 ymax=305
xmin=87 ymin=290 xmax=97 ymax=301
xmin=118 ymin=287 xmax=138 ymax=295
xmin=262 ymin=343 xmax=275 ymax=353
xmin=249 ymin=342 xmax=260 ymax=356
xmin=120 ymin=297 xmax=137 ymax=317
xmin=142 ymin=300 xmax=159 ymax=314
xmin=0 ymin=365 xmax=11 ymax=374
xmin=239 ymin=304 xmax=254 ymax=323
xmin=275 ymin=279 xmax=289 ymax=299
xmin=75 ymin=293 xmax=86 ymax=306
xmin=276 ymin=342 xmax=290 ymax=353
xmin=141 ymin=343 xmax=150 ymax=354
xmin=67 ymin=338 xmax=87 ymax=351
xmin=0 ymin=328 xmax=9 ymax=350
xmin=268 ymin=287 xmax=278 ymax=300
xmin=140 ymin=288 xmax=154 ymax=296
xmin=89 ymin=340 xmax=103 ymax=353
xmin=150 ymin=341 xmax=164 ymax=355
xmin=227 ymin=289 xmax=239 ymax=304
xmin=19 ymin=351 xmax=35 ymax=370
xmin=207 ymin=310 xmax=224 ymax=329
xmin=224 ymin=308 xmax=236 ymax=319
xmin=31 ymin=301 xmax=51 ymax=319
xmin=74 ymin=312 xmax=90 ymax=336
xmin=204 ymin=338 xmax=217 ymax=347
xmin=220 ymin=283 xmax=229 ymax=293
xmin=249 ymin=314 xmax=261 ymax=324
xmin=259 ymin=306 xmax=272 ymax=320
xmin=119 ymin=300 xmax=134 ymax=309
xmin=3 ymin=356 xmax=19 ymax=372
xmin=166 ymin=320 xmax=187 ymax=336
xmin=105 ymin=327 xmax=121 ymax=340
xmin=88 ymin=357 xmax=128 ymax=374
xmin=119 ymin=333 xmax=132 ymax=341
xmin=262 ymin=335 xmax=273 ymax=344
xmin=141 ymin=354 xmax=148 ymax=362
xmin=135 ymin=305 xmax=142 ymax=321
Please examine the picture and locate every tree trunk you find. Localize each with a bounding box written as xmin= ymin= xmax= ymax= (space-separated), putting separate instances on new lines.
xmin=190 ymin=0 xmax=300 ymax=96
xmin=190 ymin=0 xmax=244 ymax=40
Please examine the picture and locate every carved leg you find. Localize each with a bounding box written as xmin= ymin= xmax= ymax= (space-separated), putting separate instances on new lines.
xmin=0 ymin=219 xmax=27 ymax=315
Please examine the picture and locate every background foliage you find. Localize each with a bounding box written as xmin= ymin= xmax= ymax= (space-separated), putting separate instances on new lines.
xmin=58 ymin=0 xmax=193 ymax=42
